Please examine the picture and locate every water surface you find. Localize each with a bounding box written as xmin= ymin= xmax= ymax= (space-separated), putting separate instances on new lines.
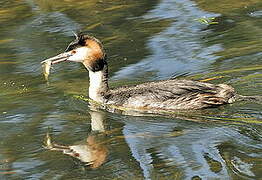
xmin=0 ymin=0 xmax=261 ymax=179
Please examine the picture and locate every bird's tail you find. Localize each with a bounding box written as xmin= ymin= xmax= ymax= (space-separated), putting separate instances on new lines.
xmin=235 ymin=95 xmax=262 ymax=103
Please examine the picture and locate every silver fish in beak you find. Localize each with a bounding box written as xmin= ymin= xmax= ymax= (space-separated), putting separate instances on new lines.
xmin=41 ymin=51 xmax=75 ymax=80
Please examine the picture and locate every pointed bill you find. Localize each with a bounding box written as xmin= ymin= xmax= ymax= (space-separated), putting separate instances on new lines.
xmin=41 ymin=51 xmax=73 ymax=65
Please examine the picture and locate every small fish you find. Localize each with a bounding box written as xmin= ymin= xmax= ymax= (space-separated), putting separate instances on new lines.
xmin=44 ymin=132 xmax=53 ymax=149
xmin=42 ymin=60 xmax=52 ymax=81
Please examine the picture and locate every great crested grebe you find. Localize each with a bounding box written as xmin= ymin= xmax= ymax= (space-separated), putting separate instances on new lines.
xmin=42 ymin=34 xmax=238 ymax=111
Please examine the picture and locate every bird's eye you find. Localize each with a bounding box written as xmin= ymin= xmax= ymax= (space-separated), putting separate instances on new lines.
xmin=65 ymin=41 xmax=79 ymax=52
xmin=65 ymin=45 xmax=74 ymax=52
xmin=72 ymin=50 xmax=76 ymax=54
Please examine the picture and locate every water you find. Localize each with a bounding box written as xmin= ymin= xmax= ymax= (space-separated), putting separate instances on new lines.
xmin=0 ymin=0 xmax=261 ymax=179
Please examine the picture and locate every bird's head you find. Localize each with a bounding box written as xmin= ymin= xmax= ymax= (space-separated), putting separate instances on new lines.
xmin=42 ymin=33 xmax=106 ymax=72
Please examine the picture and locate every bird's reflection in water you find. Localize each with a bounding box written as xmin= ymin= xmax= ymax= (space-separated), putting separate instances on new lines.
xmin=44 ymin=108 xmax=108 ymax=169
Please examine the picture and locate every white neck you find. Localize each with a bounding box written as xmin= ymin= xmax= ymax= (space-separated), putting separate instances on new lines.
xmin=88 ymin=70 xmax=108 ymax=103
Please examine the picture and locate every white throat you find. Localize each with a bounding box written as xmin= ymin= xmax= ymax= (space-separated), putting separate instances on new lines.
xmin=88 ymin=70 xmax=107 ymax=103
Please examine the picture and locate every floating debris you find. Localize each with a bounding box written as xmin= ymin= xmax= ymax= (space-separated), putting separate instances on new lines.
xmin=199 ymin=76 xmax=225 ymax=82
xmin=0 ymin=39 xmax=14 ymax=44
xmin=85 ymin=22 xmax=102 ymax=30
xmin=196 ymin=17 xmax=218 ymax=25
xmin=104 ymin=5 xmax=132 ymax=11
xmin=249 ymin=10 xmax=262 ymax=18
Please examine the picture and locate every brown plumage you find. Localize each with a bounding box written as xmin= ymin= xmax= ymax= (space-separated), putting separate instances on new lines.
xmin=106 ymin=79 xmax=235 ymax=110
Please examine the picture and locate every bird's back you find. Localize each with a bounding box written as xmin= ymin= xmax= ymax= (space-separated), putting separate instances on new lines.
xmin=106 ymin=79 xmax=236 ymax=110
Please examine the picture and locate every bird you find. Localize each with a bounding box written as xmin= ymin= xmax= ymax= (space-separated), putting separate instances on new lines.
xmin=42 ymin=33 xmax=241 ymax=112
